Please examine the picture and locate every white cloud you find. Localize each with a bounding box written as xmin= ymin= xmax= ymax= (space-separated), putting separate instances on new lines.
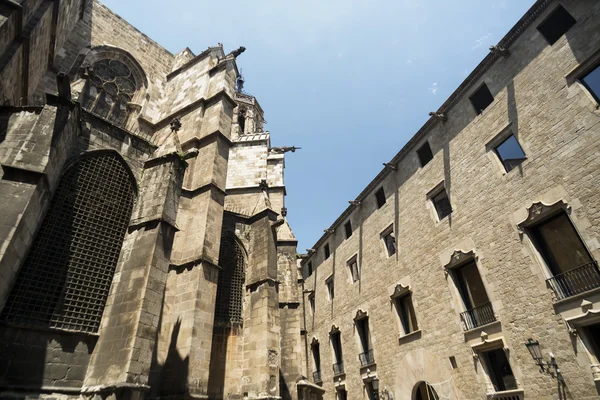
xmin=472 ymin=33 xmax=492 ymax=49
xmin=428 ymin=82 xmax=438 ymax=96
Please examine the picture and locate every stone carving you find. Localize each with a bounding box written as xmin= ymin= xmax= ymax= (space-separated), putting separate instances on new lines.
xmin=270 ymin=146 xmax=302 ymax=154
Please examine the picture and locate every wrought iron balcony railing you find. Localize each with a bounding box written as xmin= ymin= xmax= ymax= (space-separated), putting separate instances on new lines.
xmin=312 ymin=370 xmax=322 ymax=383
xmin=359 ymin=349 xmax=375 ymax=366
xmin=460 ymin=302 xmax=496 ymax=331
xmin=546 ymin=261 xmax=600 ymax=301
xmin=333 ymin=361 xmax=345 ymax=376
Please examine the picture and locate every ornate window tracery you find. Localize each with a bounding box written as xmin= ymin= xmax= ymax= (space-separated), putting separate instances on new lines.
xmin=82 ymin=59 xmax=138 ymax=127
xmin=0 ymin=152 xmax=136 ymax=333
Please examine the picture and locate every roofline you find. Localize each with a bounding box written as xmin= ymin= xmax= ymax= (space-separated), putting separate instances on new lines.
xmin=302 ymin=0 xmax=552 ymax=263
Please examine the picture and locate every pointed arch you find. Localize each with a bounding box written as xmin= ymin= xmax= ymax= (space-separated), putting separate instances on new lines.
xmin=214 ymin=232 xmax=247 ymax=325
xmin=0 ymin=152 xmax=136 ymax=333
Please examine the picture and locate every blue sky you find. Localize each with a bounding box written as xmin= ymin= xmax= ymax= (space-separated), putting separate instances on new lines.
xmin=102 ymin=0 xmax=536 ymax=252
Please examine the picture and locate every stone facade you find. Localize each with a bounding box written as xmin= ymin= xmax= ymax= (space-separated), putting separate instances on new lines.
xmin=301 ymin=1 xmax=600 ymax=400
xmin=0 ymin=1 xmax=307 ymax=399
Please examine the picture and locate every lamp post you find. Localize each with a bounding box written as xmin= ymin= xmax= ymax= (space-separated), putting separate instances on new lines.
xmin=525 ymin=338 xmax=564 ymax=383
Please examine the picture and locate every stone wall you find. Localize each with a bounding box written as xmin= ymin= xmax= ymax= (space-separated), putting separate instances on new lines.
xmin=302 ymin=1 xmax=600 ymax=399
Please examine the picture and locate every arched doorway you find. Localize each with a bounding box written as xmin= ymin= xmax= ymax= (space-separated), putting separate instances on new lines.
xmin=414 ymin=381 xmax=440 ymax=400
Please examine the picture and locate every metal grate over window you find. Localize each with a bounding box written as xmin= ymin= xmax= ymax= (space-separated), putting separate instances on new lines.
xmin=1 ymin=153 xmax=135 ymax=333
xmin=214 ymin=235 xmax=246 ymax=325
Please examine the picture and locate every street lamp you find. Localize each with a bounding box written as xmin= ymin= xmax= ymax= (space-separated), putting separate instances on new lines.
xmin=525 ymin=338 xmax=564 ymax=382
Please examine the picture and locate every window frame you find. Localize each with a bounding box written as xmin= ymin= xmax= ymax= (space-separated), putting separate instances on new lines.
xmin=469 ymin=82 xmax=494 ymax=115
xmin=381 ymin=224 xmax=396 ymax=257
xmin=427 ymin=183 xmax=452 ymax=222
xmin=536 ymin=4 xmax=576 ymax=46
xmin=416 ymin=141 xmax=434 ymax=167
xmin=308 ymin=292 xmax=315 ymax=314
xmin=579 ymin=61 xmax=600 ymax=105
xmin=344 ymin=220 xmax=353 ymax=239
xmin=324 ymin=243 xmax=331 ymax=260
xmin=347 ymin=255 xmax=360 ymax=283
xmin=480 ymin=347 xmax=519 ymax=393
xmin=493 ymin=134 xmax=527 ymax=173
xmin=326 ymin=275 xmax=334 ymax=301
xmin=390 ymin=284 xmax=419 ymax=338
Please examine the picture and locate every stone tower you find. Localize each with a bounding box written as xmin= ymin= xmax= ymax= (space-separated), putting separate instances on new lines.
xmin=0 ymin=1 xmax=315 ymax=399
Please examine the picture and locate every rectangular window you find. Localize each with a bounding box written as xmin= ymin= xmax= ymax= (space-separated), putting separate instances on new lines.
xmin=394 ymin=294 xmax=418 ymax=335
xmin=481 ymin=348 xmax=518 ymax=392
xmin=530 ymin=212 xmax=600 ymax=299
xmin=375 ymin=187 xmax=386 ymax=208
xmin=383 ymin=229 xmax=396 ymax=257
xmin=308 ymin=293 xmax=315 ymax=314
xmin=417 ymin=141 xmax=434 ymax=167
xmin=469 ymin=83 xmax=494 ymax=114
xmin=432 ymin=189 xmax=452 ymax=220
xmin=583 ymin=323 xmax=600 ymax=361
xmin=336 ymin=389 xmax=348 ymax=400
xmin=356 ymin=318 xmax=373 ymax=365
xmin=348 ymin=257 xmax=360 ymax=283
xmin=331 ymin=331 xmax=344 ymax=374
xmin=307 ymin=261 xmax=313 ymax=277
xmin=581 ymin=63 xmax=600 ymax=103
xmin=344 ymin=221 xmax=353 ymax=239
xmin=454 ymin=261 xmax=495 ymax=330
xmin=494 ymin=134 xmax=526 ymax=172
xmin=365 ymin=381 xmax=378 ymax=400
xmin=326 ymin=277 xmax=334 ymax=301
xmin=537 ymin=5 xmax=576 ymax=45
xmin=312 ymin=342 xmax=322 ymax=382
xmin=324 ymin=243 xmax=331 ymax=260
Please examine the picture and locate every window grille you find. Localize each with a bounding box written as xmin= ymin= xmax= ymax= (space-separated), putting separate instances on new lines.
xmin=214 ymin=235 xmax=246 ymax=325
xmin=82 ymin=59 xmax=137 ymax=127
xmin=1 ymin=153 xmax=135 ymax=333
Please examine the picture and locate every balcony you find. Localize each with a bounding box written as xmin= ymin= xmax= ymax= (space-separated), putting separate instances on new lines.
xmin=485 ymin=389 xmax=524 ymax=400
xmin=333 ymin=361 xmax=345 ymax=376
xmin=312 ymin=370 xmax=322 ymax=383
xmin=460 ymin=302 xmax=496 ymax=331
xmin=359 ymin=349 xmax=375 ymax=366
xmin=546 ymin=261 xmax=600 ymax=301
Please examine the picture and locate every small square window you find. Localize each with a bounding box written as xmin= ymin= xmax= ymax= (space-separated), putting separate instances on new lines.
xmin=581 ymin=64 xmax=600 ymax=103
xmin=326 ymin=278 xmax=334 ymax=300
xmin=494 ymin=134 xmax=526 ymax=172
xmin=347 ymin=257 xmax=360 ymax=283
xmin=417 ymin=141 xmax=433 ymax=167
xmin=375 ymin=187 xmax=386 ymax=208
xmin=344 ymin=221 xmax=353 ymax=239
xmin=307 ymin=261 xmax=313 ymax=277
xmin=383 ymin=230 xmax=396 ymax=257
xmin=432 ymin=189 xmax=452 ymax=220
xmin=537 ymin=5 xmax=576 ymax=45
xmin=449 ymin=356 xmax=458 ymax=369
xmin=469 ymin=83 xmax=494 ymax=114
xmin=308 ymin=293 xmax=315 ymax=314
xmin=324 ymin=244 xmax=330 ymax=260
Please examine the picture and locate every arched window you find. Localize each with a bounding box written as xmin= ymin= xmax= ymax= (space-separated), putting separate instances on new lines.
xmin=81 ymin=59 xmax=138 ymax=127
xmin=214 ymin=234 xmax=246 ymax=325
xmin=0 ymin=152 xmax=135 ymax=333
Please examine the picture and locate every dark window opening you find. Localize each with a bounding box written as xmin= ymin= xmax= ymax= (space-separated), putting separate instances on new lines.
xmin=214 ymin=235 xmax=246 ymax=325
xmin=324 ymin=244 xmax=331 ymax=260
xmin=581 ymin=63 xmax=600 ymax=103
xmin=454 ymin=261 xmax=495 ymax=330
xmin=238 ymin=110 xmax=246 ymax=134
xmin=327 ymin=279 xmax=334 ymax=300
xmin=308 ymin=293 xmax=315 ymax=314
xmin=494 ymin=135 xmax=526 ymax=172
xmin=0 ymin=153 xmax=135 ymax=333
xmin=344 ymin=221 xmax=353 ymax=239
xmin=449 ymin=356 xmax=458 ymax=369
xmin=417 ymin=141 xmax=434 ymax=167
xmin=530 ymin=212 xmax=600 ymax=299
xmin=481 ymin=348 xmax=518 ymax=392
xmin=356 ymin=318 xmax=372 ymax=364
xmin=432 ymin=189 xmax=452 ymax=220
xmin=331 ymin=331 xmax=343 ymax=365
xmin=583 ymin=323 xmax=600 ymax=360
xmin=394 ymin=294 xmax=418 ymax=335
xmin=365 ymin=381 xmax=379 ymax=400
xmin=469 ymin=83 xmax=494 ymax=114
xmin=375 ymin=187 xmax=386 ymax=208
xmin=348 ymin=258 xmax=360 ymax=283
xmin=312 ymin=342 xmax=321 ymax=379
xmin=383 ymin=230 xmax=396 ymax=257
xmin=307 ymin=261 xmax=313 ymax=277
xmin=537 ymin=5 xmax=576 ymax=45
xmin=336 ymin=389 xmax=348 ymax=400
xmin=415 ymin=382 xmax=440 ymax=400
